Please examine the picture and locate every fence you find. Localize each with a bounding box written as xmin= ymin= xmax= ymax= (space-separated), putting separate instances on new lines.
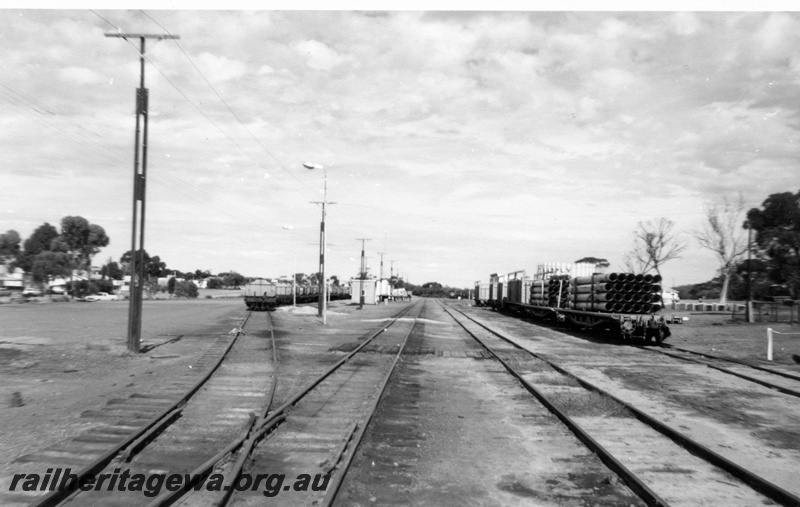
xmin=727 ymin=301 xmax=798 ymax=324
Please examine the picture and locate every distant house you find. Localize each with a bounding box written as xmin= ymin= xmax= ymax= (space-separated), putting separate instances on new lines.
xmin=0 ymin=265 xmax=23 ymax=290
xmin=157 ymin=276 xmax=185 ymax=286
xmin=49 ymin=272 xmax=89 ymax=291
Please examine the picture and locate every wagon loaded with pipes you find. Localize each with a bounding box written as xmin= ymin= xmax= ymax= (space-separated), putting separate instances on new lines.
xmin=475 ymin=262 xmax=671 ymax=343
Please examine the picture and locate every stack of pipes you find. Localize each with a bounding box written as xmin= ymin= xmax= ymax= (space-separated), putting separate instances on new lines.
xmin=568 ymin=273 xmax=663 ymax=314
xmin=529 ymin=275 xmax=572 ymax=308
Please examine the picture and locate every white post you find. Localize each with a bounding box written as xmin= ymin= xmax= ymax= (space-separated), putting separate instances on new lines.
xmin=767 ymin=327 xmax=774 ymax=361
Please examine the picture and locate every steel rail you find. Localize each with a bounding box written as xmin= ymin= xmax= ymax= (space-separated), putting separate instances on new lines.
xmin=450 ymin=303 xmax=800 ymax=507
xmin=145 ymin=310 xmax=282 ymax=507
xmin=439 ymin=303 xmax=669 ymax=507
xmin=640 ymin=346 xmax=800 ymax=399
xmin=249 ymin=301 xmax=420 ymax=437
xmin=661 ymin=344 xmax=800 ymax=382
xmin=171 ymin=300 xmax=419 ymax=507
xmin=319 ymin=299 xmax=423 ymax=506
xmin=34 ymin=311 xmax=254 ymax=507
xmin=211 ymin=311 xmax=280 ymax=507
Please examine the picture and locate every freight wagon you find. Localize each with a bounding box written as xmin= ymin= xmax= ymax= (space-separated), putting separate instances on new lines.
xmin=244 ymin=279 xmax=351 ymax=310
xmin=475 ymin=263 xmax=671 ymax=343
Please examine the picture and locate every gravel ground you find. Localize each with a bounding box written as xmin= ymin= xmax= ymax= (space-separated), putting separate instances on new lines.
xmin=3 ymin=296 xmax=798 ymax=505
xmin=664 ymin=310 xmax=800 ymax=365
xmin=455 ymin=301 xmax=800 ymax=501
xmin=0 ymin=297 xmax=247 ymax=492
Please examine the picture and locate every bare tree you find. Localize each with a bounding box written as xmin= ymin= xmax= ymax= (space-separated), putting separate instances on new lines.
xmin=692 ymin=194 xmax=748 ymax=304
xmin=622 ymin=249 xmax=651 ymax=274
xmin=624 ymin=218 xmax=687 ymax=279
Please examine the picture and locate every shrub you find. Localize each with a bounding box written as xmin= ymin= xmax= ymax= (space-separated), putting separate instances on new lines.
xmin=174 ymin=280 xmax=199 ymax=299
xmin=94 ymin=279 xmax=115 ymax=294
xmin=66 ymin=280 xmax=96 ymax=298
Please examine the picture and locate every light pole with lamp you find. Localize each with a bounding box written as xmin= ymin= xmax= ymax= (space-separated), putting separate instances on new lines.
xmin=304 ymin=162 xmax=334 ymax=324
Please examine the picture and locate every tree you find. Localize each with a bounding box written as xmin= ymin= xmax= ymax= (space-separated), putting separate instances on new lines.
xmin=100 ymin=258 xmax=124 ymax=280
xmin=167 ymin=277 xmax=177 ymax=295
xmin=56 ymin=216 xmax=110 ymax=298
xmin=623 ymin=218 xmax=687 ymax=278
xmin=120 ymin=250 xmax=167 ymax=278
xmin=207 ymin=277 xmax=223 ymax=289
xmin=14 ymin=223 xmax=59 ymax=273
xmin=0 ymin=230 xmax=21 ymax=269
xmin=57 ymin=216 xmax=90 ymax=273
xmin=691 ymin=195 xmax=748 ymax=304
xmin=747 ymin=191 xmax=800 ymax=297
xmin=83 ymin=224 xmax=109 ymax=270
xmin=223 ymin=271 xmax=245 ymax=288
xmin=31 ymin=251 xmax=71 ymax=291
xmin=174 ymin=280 xmax=199 ymax=298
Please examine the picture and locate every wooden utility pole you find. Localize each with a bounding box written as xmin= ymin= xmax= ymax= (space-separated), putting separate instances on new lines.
xmin=105 ymin=32 xmax=179 ymax=353
xmin=377 ymin=252 xmax=385 ymax=281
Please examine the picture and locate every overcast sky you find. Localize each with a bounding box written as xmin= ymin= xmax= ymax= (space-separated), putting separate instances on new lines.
xmin=2 ymin=5 xmax=798 ymax=288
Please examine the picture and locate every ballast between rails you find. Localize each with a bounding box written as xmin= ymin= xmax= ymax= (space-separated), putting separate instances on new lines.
xmin=475 ymin=266 xmax=671 ymax=343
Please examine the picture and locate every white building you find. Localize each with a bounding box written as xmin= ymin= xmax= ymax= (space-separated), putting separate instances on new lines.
xmin=0 ymin=265 xmax=23 ymax=290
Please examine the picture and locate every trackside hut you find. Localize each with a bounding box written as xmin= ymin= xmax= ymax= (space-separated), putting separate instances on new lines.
xmin=350 ymin=279 xmax=380 ymax=305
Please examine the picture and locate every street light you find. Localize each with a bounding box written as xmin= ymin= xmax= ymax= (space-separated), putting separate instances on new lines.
xmin=282 ymin=225 xmax=296 ymax=306
xmin=305 ymin=162 xmax=333 ymax=324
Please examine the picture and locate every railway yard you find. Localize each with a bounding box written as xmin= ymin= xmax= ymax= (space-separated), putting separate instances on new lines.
xmin=1 ymin=297 xmax=800 ymax=506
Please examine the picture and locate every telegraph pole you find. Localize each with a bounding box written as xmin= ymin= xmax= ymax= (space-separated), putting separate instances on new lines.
xmin=105 ymin=32 xmax=179 ymax=353
xmin=746 ymin=220 xmax=754 ymax=323
xmin=357 ymin=238 xmax=371 ymax=308
xmin=377 ymin=252 xmax=385 ymax=281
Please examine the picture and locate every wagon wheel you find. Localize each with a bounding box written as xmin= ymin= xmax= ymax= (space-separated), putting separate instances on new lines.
xmin=619 ymin=320 xmax=636 ymax=342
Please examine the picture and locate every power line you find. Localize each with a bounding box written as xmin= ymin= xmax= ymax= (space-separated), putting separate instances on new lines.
xmin=91 ymin=11 xmax=304 ymax=194
xmin=139 ymin=10 xmax=309 ymax=191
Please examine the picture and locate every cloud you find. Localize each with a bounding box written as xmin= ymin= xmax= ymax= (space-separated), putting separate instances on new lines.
xmin=58 ymin=66 xmax=104 ymax=84
xmin=294 ymin=39 xmax=353 ymax=71
xmin=195 ymin=52 xmax=248 ymax=83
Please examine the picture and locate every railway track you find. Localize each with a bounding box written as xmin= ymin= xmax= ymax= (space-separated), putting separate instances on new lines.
xmin=197 ymin=299 xmax=424 ymax=506
xmin=0 ymin=311 xmax=268 ymax=507
xmin=442 ymin=301 xmax=800 ymax=506
xmin=498 ymin=302 xmax=800 ymax=397
xmin=647 ymin=344 xmax=800 ymax=398
xmin=14 ymin=301 xmax=422 ymax=507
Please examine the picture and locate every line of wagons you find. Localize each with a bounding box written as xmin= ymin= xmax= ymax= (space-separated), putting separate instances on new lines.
xmin=474 ymin=262 xmax=673 ymax=344
xmin=243 ymin=279 xmax=352 ymax=311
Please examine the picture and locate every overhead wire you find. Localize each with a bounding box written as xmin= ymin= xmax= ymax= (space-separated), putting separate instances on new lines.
xmin=85 ymin=10 xmax=315 ymax=231
xmin=138 ymin=10 xmax=311 ymax=191
xmin=0 ymin=82 xmax=130 ymax=168
xmin=91 ymin=11 xmax=306 ymax=197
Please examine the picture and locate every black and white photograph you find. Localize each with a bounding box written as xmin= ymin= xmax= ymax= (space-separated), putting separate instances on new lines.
xmin=2 ymin=3 xmax=800 ymax=505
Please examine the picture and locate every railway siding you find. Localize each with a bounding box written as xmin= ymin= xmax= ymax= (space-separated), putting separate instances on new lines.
xmin=336 ymin=301 xmax=645 ymax=506
xmin=463 ymin=304 xmax=800 ymax=501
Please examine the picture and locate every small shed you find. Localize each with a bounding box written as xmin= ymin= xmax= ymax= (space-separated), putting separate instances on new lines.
xmin=350 ymin=279 xmax=379 ymax=305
